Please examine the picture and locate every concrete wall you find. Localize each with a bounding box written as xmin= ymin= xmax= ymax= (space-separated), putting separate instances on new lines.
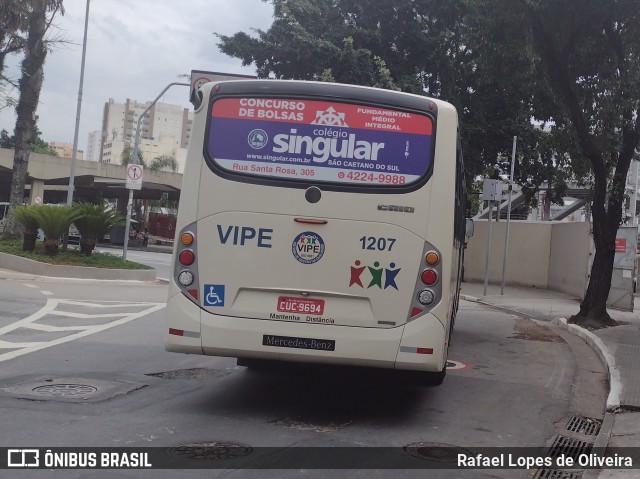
xmin=465 ymin=220 xmax=591 ymax=297
xmin=465 ymin=221 xmax=552 ymax=288
xmin=548 ymin=222 xmax=591 ymax=297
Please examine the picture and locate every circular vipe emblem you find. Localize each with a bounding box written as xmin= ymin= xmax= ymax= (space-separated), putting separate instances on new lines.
xmin=292 ymin=232 xmax=325 ymax=264
xmin=247 ymin=129 xmax=268 ymax=149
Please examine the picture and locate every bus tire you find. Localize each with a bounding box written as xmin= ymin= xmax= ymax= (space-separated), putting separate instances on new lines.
xmin=404 ymin=367 xmax=446 ymax=387
xmin=423 ymin=367 xmax=446 ymax=386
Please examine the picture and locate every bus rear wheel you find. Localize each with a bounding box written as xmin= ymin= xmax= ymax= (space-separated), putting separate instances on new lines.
xmin=404 ymin=366 xmax=446 ymax=387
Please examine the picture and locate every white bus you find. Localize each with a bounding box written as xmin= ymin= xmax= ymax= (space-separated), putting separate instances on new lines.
xmin=165 ymin=80 xmax=467 ymax=385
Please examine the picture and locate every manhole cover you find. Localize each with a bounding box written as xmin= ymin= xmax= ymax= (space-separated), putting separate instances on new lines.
xmin=170 ymin=442 xmax=253 ymax=460
xmin=404 ymin=442 xmax=474 ymax=463
xmin=31 ymin=384 xmax=98 ymax=397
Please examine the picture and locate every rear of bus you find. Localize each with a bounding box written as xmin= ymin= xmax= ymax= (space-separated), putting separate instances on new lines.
xmin=166 ymin=80 xmax=460 ymax=384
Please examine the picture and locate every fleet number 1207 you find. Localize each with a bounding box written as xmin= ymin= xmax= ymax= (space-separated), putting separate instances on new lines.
xmin=359 ymin=236 xmax=396 ymax=251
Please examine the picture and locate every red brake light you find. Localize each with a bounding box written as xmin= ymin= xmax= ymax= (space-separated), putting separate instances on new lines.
xmin=179 ymin=250 xmax=195 ymax=266
xmin=421 ymin=269 xmax=438 ymax=285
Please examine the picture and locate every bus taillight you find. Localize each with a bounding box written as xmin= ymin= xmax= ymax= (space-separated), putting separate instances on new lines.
xmin=180 ymin=232 xmax=194 ymax=246
xmin=407 ymin=241 xmax=443 ymax=321
xmin=179 ymin=250 xmax=195 ymax=266
xmin=425 ymin=251 xmax=439 ymax=266
xmin=173 ymin=223 xmax=200 ymax=306
xmin=178 ymin=271 xmax=194 ymax=286
xmin=421 ymin=269 xmax=438 ymax=285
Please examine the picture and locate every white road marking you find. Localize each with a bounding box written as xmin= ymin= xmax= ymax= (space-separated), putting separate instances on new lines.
xmin=41 ymin=291 xmax=54 ymax=296
xmin=0 ymin=299 xmax=59 ymax=335
xmin=23 ymin=284 xmax=37 ymax=289
xmin=0 ymin=298 xmax=166 ymax=362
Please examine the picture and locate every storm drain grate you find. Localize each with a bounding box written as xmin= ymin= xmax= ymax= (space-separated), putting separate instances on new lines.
xmin=566 ymin=415 xmax=601 ymax=437
xmin=32 ymin=384 xmax=98 ymax=398
xmin=169 ymin=442 xmax=253 ymax=460
xmin=547 ymin=435 xmax=593 ymax=461
xmin=533 ymin=468 xmax=581 ymax=479
xmin=403 ymin=442 xmax=474 ymax=464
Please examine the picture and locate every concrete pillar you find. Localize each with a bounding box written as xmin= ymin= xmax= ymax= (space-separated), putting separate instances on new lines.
xmin=29 ymin=179 xmax=45 ymax=204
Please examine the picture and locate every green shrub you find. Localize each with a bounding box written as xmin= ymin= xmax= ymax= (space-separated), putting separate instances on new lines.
xmin=11 ymin=204 xmax=39 ymax=234
xmin=72 ymin=202 xmax=124 ymax=255
xmin=31 ymin=204 xmax=81 ymax=255
xmin=10 ymin=204 xmax=40 ymax=251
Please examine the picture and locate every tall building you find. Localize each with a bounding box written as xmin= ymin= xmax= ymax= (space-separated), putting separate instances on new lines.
xmin=99 ymin=98 xmax=193 ymax=172
xmin=48 ymin=141 xmax=83 ymax=160
xmin=86 ymin=130 xmax=101 ymax=162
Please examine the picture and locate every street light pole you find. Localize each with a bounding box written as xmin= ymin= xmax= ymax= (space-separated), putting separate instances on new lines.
xmin=62 ymin=0 xmax=90 ymax=251
xmin=122 ymin=82 xmax=189 ymax=261
xmin=66 ymin=0 xmax=90 ymax=206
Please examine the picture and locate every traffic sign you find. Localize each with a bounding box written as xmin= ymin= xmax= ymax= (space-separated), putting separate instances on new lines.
xmin=126 ymin=164 xmax=144 ymax=190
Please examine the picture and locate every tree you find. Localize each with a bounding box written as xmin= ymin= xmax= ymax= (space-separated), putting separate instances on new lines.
xmin=0 ymin=0 xmax=29 ymax=111
xmin=120 ymin=145 xmax=146 ymax=167
xmin=0 ymin=121 xmax=59 ymax=155
xmin=469 ymin=0 xmax=640 ymax=328
xmin=149 ymin=154 xmax=178 ymax=172
xmin=216 ymin=0 xmax=539 ymax=180
xmin=3 ymin=0 xmax=64 ymax=239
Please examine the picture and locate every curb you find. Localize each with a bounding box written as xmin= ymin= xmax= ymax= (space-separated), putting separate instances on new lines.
xmin=552 ymin=317 xmax=621 ymax=413
xmin=461 ymin=294 xmax=620 ymax=478
xmin=0 ymin=251 xmax=156 ymax=282
xmin=460 ymin=294 xmax=538 ymax=320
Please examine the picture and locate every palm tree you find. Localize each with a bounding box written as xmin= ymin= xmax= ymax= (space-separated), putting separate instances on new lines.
xmin=72 ymin=202 xmax=124 ymax=255
xmin=31 ymin=204 xmax=79 ymax=256
xmin=4 ymin=0 xmax=64 ymax=238
xmin=10 ymin=204 xmax=39 ymax=251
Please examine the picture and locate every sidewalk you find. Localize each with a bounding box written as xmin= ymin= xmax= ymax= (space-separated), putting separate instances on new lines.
xmin=461 ymin=282 xmax=640 ymax=478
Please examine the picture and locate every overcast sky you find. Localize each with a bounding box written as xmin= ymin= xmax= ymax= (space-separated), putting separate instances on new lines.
xmin=0 ymin=0 xmax=273 ymax=153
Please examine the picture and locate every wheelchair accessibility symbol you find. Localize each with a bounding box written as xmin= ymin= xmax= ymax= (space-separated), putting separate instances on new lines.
xmin=204 ymin=285 xmax=225 ymax=306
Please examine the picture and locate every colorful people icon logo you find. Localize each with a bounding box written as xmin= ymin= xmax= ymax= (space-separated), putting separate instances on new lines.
xmin=348 ymin=261 xmax=402 ymax=290
xmin=349 ymin=260 xmax=366 ymax=287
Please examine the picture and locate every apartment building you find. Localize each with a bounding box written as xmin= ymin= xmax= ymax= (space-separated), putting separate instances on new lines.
xmin=85 ymin=130 xmax=101 ymax=162
xmin=48 ymin=141 xmax=83 ymax=160
xmin=99 ymin=98 xmax=193 ymax=172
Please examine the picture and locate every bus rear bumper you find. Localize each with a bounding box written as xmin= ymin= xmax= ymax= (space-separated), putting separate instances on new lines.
xmin=165 ymin=294 xmax=447 ymax=372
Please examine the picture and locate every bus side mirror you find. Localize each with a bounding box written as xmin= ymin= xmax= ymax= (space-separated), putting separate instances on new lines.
xmin=465 ymin=219 xmax=474 ymax=238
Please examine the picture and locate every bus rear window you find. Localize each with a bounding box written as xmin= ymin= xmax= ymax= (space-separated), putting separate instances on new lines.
xmin=206 ymin=97 xmax=433 ymax=188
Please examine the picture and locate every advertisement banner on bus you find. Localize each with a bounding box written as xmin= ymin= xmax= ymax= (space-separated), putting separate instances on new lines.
xmin=207 ymin=98 xmax=433 ymax=186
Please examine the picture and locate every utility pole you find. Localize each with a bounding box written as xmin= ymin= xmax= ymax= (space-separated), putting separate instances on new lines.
xmin=63 ymin=0 xmax=90 ymax=250
xmin=122 ymin=82 xmax=189 ymax=261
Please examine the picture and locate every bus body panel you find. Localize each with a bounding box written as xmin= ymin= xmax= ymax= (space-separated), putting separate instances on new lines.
xmin=166 ymin=80 xmax=463 ymax=377
xmin=198 ymin=300 xmax=446 ymax=371
xmin=195 ymin=211 xmax=428 ymax=328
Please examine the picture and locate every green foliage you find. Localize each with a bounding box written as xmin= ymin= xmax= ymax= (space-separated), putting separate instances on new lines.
xmin=0 ymin=121 xmax=58 ymax=155
xmin=31 ymin=204 xmax=80 ymax=245
xmin=121 ymin=145 xmax=146 ymax=167
xmin=149 ymin=154 xmax=178 ymax=172
xmin=72 ymin=202 xmax=125 ymax=242
xmin=0 ymin=237 xmax=151 ymax=270
xmin=216 ymin=0 xmax=538 ymax=180
xmin=10 ymin=204 xmax=39 ymax=233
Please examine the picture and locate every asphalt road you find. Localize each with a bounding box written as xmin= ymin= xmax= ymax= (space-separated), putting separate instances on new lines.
xmin=0 ymin=278 xmax=606 ymax=478
xmin=95 ymin=246 xmax=173 ymax=281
